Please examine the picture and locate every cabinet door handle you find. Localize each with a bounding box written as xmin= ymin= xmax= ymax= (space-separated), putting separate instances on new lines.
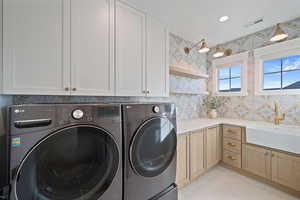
xmin=65 ymin=88 xmax=70 ymax=91
xmin=72 ymin=88 xmax=77 ymax=91
xmin=227 ymin=142 xmax=236 ymax=147
xmin=147 ymin=90 xmax=150 ymax=94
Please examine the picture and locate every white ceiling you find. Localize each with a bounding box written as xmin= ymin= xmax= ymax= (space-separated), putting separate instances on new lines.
xmin=127 ymin=0 xmax=300 ymax=46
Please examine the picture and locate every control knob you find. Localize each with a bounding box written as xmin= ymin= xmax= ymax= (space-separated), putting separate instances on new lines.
xmin=72 ymin=109 xmax=84 ymax=120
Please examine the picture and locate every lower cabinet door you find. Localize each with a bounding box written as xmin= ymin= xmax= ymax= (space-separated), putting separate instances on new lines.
xmin=189 ymin=130 xmax=205 ymax=181
xmin=242 ymin=144 xmax=271 ymax=179
xmin=176 ymin=134 xmax=189 ymax=188
xmin=272 ymin=151 xmax=300 ymax=191
xmin=206 ymin=127 xmax=221 ymax=169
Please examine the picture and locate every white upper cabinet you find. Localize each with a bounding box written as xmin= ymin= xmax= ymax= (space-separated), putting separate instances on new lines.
xmin=71 ymin=0 xmax=114 ymax=96
xmin=115 ymin=0 xmax=146 ymax=96
xmin=146 ymin=16 xmax=169 ymax=97
xmin=3 ymin=0 xmax=70 ymax=95
xmin=2 ymin=0 xmax=169 ymax=97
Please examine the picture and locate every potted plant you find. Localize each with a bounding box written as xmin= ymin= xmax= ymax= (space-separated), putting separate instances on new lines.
xmin=203 ymin=96 xmax=222 ymax=119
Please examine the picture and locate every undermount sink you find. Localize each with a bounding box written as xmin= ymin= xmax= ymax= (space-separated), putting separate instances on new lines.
xmin=246 ymin=124 xmax=300 ymax=154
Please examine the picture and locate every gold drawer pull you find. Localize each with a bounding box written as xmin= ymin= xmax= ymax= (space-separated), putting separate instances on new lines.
xmin=227 ymin=142 xmax=236 ymax=147
xmin=227 ymin=129 xmax=235 ymax=134
xmin=227 ymin=156 xmax=237 ymax=161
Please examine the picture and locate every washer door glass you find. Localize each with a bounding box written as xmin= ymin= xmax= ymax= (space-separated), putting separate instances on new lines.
xmin=15 ymin=125 xmax=119 ymax=200
xmin=130 ymin=117 xmax=176 ymax=177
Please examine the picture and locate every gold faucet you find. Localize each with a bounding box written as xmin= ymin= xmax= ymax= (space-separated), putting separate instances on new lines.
xmin=274 ymin=102 xmax=285 ymax=125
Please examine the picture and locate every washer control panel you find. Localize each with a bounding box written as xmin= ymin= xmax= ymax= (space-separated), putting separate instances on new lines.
xmin=72 ymin=109 xmax=84 ymax=120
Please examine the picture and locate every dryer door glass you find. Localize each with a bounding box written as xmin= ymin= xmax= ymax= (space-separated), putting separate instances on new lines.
xmin=15 ymin=125 xmax=119 ymax=200
xmin=130 ymin=117 xmax=176 ymax=177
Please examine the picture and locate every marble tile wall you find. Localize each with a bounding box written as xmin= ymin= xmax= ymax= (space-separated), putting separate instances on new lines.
xmin=169 ymin=33 xmax=209 ymax=119
xmin=0 ymin=33 xmax=208 ymax=120
xmin=208 ymin=17 xmax=300 ymax=125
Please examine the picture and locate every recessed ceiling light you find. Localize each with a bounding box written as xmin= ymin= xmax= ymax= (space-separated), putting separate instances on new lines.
xmin=219 ymin=16 xmax=229 ymax=23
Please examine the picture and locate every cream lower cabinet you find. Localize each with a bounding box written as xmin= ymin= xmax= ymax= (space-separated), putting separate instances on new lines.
xmin=272 ymin=152 xmax=300 ymax=191
xmin=242 ymin=144 xmax=300 ymax=192
xmin=222 ymin=125 xmax=242 ymax=168
xmin=206 ymin=126 xmax=222 ymax=169
xmin=189 ymin=130 xmax=205 ymax=181
xmin=242 ymin=144 xmax=272 ymax=179
xmin=176 ymin=127 xmax=221 ymax=188
xmin=176 ymin=134 xmax=190 ymax=188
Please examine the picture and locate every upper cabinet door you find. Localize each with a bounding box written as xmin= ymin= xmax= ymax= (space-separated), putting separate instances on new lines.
xmin=3 ymin=0 xmax=70 ymax=95
xmin=71 ymin=0 xmax=114 ymax=96
xmin=115 ymin=1 xmax=146 ymax=96
xmin=146 ymin=16 xmax=169 ymax=97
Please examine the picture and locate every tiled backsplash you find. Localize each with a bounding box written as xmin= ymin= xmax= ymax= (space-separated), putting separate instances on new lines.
xmin=0 ymin=33 xmax=208 ymax=121
xmin=208 ymin=17 xmax=300 ymax=125
xmin=218 ymin=95 xmax=300 ymax=125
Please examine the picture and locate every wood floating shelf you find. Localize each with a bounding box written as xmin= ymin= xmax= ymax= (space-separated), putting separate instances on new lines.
xmin=169 ymin=65 xmax=209 ymax=79
xmin=170 ymin=89 xmax=209 ymax=95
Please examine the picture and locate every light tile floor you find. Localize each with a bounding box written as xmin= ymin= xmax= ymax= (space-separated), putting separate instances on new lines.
xmin=178 ymin=166 xmax=299 ymax=200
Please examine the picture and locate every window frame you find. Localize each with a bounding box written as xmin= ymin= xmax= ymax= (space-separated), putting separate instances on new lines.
xmin=254 ymin=37 xmax=300 ymax=95
xmin=212 ymin=52 xmax=248 ymax=96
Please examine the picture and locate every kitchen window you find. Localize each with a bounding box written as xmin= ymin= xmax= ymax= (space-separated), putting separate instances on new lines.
xmin=212 ymin=52 xmax=248 ymax=96
xmin=263 ymin=55 xmax=300 ymax=90
xmin=218 ymin=65 xmax=241 ymax=92
xmin=254 ymin=37 xmax=300 ymax=95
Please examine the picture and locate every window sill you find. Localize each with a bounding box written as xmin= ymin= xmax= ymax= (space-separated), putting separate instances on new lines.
xmin=214 ymin=91 xmax=248 ymax=97
xmin=255 ymin=89 xmax=300 ymax=96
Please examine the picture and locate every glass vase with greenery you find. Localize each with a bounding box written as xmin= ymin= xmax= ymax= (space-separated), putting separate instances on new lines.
xmin=203 ymin=96 xmax=224 ymax=118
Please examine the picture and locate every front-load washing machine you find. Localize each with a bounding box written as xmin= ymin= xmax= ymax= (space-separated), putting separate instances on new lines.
xmin=122 ymin=103 xmax=178 ymax=200
xmin=8 ymin=104 xmax=122 ymax=200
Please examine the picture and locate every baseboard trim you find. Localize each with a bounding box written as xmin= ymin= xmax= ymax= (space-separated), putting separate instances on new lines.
xmin=178 ymin=164 xmax=220 ymax=189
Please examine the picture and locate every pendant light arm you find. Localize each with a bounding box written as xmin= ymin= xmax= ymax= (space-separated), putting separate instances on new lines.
xmin=190 ymin=39 xmax=205 ymax=49
xmin=184 ymin=38 xmax=209 ymax=54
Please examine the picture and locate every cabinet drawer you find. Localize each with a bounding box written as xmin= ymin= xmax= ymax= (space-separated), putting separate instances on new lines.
xmin=223 ymin=125 xmax=242 ymax=141
xmin=223 ymin=138 xmax=241 ymax=153
xmin=223 ymin=150 xmax=241 ymax=168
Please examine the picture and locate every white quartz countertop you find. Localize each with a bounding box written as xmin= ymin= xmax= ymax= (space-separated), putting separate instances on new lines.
xmin=177 ymin=118 xmax=300 ymax=154
xmin=177 ymin=118 xmax=300 ymax=135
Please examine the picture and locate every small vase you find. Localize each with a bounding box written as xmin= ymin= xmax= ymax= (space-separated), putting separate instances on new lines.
xmin=209 ymin=109 xmax=218 ymax=119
